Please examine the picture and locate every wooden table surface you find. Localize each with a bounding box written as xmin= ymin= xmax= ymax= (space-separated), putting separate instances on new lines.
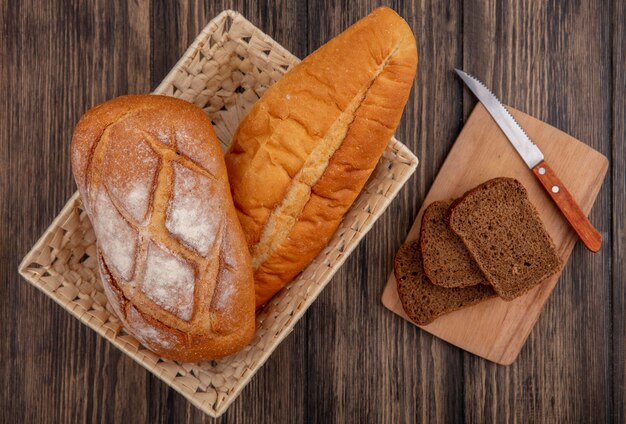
xmin=2 ymin=1 xmax=624 ymax=422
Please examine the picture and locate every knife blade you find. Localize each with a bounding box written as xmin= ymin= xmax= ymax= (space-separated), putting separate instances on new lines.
xmin=455 ymin=68 xmax=602 ymax=252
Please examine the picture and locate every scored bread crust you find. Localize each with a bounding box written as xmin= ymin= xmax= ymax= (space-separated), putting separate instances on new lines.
xmin=224 ymin=7 xmax=418 ymax=308
xmin=71 ymin=95 xmax=255 ymax=361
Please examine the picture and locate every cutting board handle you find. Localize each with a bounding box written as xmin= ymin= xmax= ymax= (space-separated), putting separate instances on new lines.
xmin=532 ymin=160 xmax=602 ymax=252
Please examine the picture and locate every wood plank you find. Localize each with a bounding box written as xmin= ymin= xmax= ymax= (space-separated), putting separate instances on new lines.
xmin=149 ymin=0 xmax=309 ymax=89
xmin=460 ymin=0 xmax=613 ymax=422
xmin=0 ymin=1 xmax=152 ymax=422
xmin=612 ymin=0 xmax=625 ymax=421
xmin=303 ymin=1 xmax=466 ymax=422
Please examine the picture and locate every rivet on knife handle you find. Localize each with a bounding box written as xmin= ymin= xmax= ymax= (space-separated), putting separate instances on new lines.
xmin=532 ymin=161 xmax=602 ymax=252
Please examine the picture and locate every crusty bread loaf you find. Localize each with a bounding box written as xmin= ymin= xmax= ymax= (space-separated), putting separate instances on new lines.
xmin=225 ymin=7 xmax=418 ymax=308
xmin=71 ymin=95 xmax=255 ymax=362
xmin=420 ymin=201 xmax=489 ymax=288
xmin=448 ymin=178 xmax=562 ymax=301
xmin=394 ymin=240 xmax=496 ymax=325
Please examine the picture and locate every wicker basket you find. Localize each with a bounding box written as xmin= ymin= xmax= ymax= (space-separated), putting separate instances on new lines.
xmin=18 ymin=10 xmax=418 ymax=417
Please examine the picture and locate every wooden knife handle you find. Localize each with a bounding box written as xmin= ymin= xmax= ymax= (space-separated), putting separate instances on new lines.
xmin=532 ymin=160 xmax=602 ymax=252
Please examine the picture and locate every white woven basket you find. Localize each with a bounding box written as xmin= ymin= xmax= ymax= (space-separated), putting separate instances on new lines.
xmin=19 ymin=10 xmax=418 ymax=417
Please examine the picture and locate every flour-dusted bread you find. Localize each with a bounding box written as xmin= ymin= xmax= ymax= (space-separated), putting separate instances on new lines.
xmin=394 ymin=240 xmax=496 ymax=325
xmin=225 ymin=7 xmax=418 ymax=308
xmin=420 ymin=201 xmax=489 ymax=288
xmin=448 ymin=178 xmax=562 ymax=301
xmin=71 ymin=95 xmax=255 ymax=362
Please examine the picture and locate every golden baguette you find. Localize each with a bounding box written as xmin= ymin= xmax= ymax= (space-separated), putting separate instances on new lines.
xmin=225 ymin=7 xmax=418 ymax=308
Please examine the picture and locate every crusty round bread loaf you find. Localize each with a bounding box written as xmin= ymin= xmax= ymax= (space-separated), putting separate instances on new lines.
xmin=224 ymin=7 xmax=418 ymax=308
xmin=71 ymin=94 xmax=255 ymax=362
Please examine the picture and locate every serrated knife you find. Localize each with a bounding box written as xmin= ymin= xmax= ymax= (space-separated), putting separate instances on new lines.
xmin=455 ymin=68 xmax=602 ymax=252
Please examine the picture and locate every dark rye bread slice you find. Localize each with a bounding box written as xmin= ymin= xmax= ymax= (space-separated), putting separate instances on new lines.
xmin=420 ymin=201 xmax=489 ymax=288
xmin=394 ymin=240 xmax=496 ymax=325
xmin=448 ymin=177 xmax=563 ymax=301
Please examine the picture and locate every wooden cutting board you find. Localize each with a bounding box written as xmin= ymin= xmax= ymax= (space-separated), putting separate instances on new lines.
xmin=382 ymin=103 xmax=608 ymax=365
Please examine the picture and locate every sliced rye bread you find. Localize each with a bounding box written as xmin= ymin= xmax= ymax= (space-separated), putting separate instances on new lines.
xmin=448 ymin=177 xmax=563 ymax=301
xmin=394 ymin=240 xmax=497 ymax=325
xmin=420 ymin=201 xmax=489 ymax=288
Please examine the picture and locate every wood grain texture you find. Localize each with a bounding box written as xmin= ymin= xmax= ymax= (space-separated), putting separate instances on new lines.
xmin=1 ymin=0 xmax=621 ymax=423
xmin=382 ymin=104 xmax=608 ymax=364
xmin=612 ymin=0 xmax=625 ymax=422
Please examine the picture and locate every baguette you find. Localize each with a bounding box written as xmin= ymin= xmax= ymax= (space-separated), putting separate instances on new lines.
xmin=225 ymin=7 xmax=418 ymax=307
xmin=71 ymin=95 xmax=255 ymax=361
